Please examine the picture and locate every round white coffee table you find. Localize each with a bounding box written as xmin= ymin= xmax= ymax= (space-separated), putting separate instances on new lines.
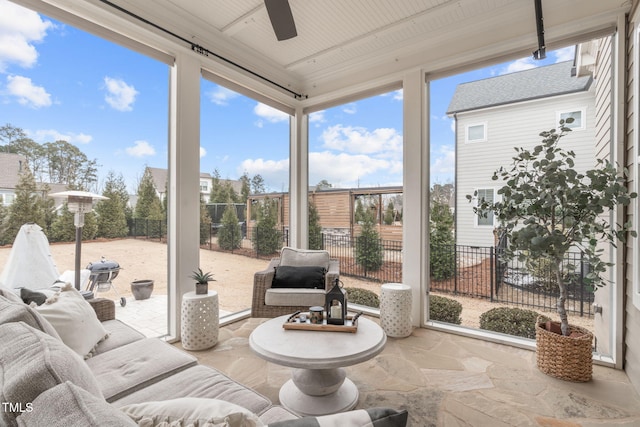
xmin=249 ymin=315 xmax=386 ymax=417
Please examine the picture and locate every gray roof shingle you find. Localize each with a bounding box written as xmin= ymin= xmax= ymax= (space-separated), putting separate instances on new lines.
xmin=446 ymin=61 xmax=592 ymax=114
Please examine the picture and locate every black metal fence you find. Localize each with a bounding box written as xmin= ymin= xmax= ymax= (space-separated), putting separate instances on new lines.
xmin=128 ymin=220 xmax=594 ymax=316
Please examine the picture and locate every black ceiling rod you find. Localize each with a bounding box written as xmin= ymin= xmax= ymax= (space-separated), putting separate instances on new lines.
xmin=96 ymin=0 xmax=306 ymax=99
xmin=532 ymin=0 xmax=546 ymax=60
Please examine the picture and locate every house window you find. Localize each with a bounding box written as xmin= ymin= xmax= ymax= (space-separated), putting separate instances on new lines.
xmin=466 ymin=123 xmax=486 ymax=143
xmin=557 ymin=108 xmax=586 ymax=130
xmin=475 ymin=188 xmax=494 ymax=227
xmin=200 ymin=181 xmax=208 ymax=192
xmin=3 ymin=194 xmax=14 ymax=205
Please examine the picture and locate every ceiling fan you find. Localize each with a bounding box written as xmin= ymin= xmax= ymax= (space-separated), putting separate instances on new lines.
xmin=264 ymin=0 xmax=297 ymax=41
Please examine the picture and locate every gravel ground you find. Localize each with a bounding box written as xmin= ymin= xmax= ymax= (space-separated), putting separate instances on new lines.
xmin=0 ymin=237 xmax=593 ymax=331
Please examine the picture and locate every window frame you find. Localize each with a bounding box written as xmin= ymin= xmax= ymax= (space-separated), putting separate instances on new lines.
xmin=556 ymin=108 xmax=587 ymax=131
xmin=474 ymin=187 xmax=496 ymax=227
xmin=465 ymin=122 xmax=487 ymax=143
xmin=633 ymin=20 xmax=640 ymax=310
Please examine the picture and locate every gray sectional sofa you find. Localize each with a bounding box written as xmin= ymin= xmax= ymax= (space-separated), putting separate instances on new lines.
xmin=0 ymin=286 xmax=408 ymax=426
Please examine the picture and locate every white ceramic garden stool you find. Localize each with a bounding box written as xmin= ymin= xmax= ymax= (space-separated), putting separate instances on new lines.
xmin=380 ymin=283 xmax=412 ymax=338
xmin=181 ymin=290 xmax=219 ymax=350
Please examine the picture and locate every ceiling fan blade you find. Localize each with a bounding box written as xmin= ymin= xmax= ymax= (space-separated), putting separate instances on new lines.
xmin=264 ymin=0 xmax=297 ymax=41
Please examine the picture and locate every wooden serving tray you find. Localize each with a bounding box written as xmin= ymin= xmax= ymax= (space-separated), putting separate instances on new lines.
xmin=283 ymin=311 xmax=363 ymax=333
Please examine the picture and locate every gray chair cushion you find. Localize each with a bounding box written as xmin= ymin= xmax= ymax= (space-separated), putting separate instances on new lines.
xmin=85 ymin=338 xmax=197 ymax=402
xmin=112 ymin=365 xmax=272 ymax=415
xmin=265 ymin=288 xmax=327 ymax=307
xmin=16 ymin=381 xmax=136 ymax=427
xmin=0 ymin=296 xmax=61 ymax=339
xmin=0 ymin=322 xmax=103 ymax=426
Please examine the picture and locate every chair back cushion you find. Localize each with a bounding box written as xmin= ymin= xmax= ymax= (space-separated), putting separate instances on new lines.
xmin=279 ymin=247 xmax=330 ymax=269
xmin=272 ymin=266 xmax=326 ymax=289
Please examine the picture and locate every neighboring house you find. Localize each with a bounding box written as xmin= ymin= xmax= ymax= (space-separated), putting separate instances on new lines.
xmin=146 ymin=166 xmax=242 ymax=202
xmin=447 ymin=59 xmax=596 ymax=247
xmin=0 ymin=153 xmax=68 ymax=210
xmin=0 ymin=153 xmax=28 ymax=206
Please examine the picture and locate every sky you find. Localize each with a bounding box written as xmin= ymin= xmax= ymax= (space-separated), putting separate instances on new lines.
xmin=0 ymin=0 xmax=573 ymax=194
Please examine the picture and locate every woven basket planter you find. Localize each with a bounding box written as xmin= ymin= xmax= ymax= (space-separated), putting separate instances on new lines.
xmin=535 ymin=316 xmax=593 ymax=382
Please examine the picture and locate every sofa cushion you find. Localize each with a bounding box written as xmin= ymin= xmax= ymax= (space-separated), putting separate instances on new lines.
xmin=85 ymin=338 xmax=198 ymax=402
xmin=0 ymin=295 xmax=61 ymax=339
xmin=120 ymin=397 xmax=264 ymax=426
xmin=279 ymin=248 xmax=330 ymax=269
xmin=264 ymin=288 xmax=327 ymax=307
xmin=92 ymin=319 xmax=145 ymax=355
xmin=272 ymin=266 xmax=326 ymax=289
xmin=16 ymin=381 xmax=137 ymax=427
xmin=34 ymin=284 xmax=109 ymax=358
xmin=0 ymin=322 xmax=103 ymax=426
xmin=0 ymin=285 xmax=22 ymax=303
xmin=112 ymin=365 xmax=272 ymax=416
xmin=265 ymin=408 xmax=408 ymax=427
xmin=259 ymin=407 xmax=299 ymax=424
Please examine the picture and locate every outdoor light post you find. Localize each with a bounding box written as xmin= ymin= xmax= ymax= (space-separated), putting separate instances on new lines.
xmin=50 ymin=191 xmax=107 ymax=290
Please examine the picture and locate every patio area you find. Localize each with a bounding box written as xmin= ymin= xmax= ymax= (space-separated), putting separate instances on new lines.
xmin=114 ymin=294 xmax=640 ymax=426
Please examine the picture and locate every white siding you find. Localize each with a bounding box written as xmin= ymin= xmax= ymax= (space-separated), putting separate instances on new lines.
xmin=456 ymin=90 xmax=597 ymax=247
xmin=626 ymin=8 xmax=640 ymax=395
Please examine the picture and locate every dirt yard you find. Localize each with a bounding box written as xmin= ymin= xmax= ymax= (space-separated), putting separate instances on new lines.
xmin=0 ymin=237 xmax=593 ymax=331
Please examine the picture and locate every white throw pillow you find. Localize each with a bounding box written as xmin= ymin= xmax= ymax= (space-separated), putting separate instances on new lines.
xmin=34 ymin=283 xmax=109 ymax=358
xmin=119 ymin=397 xmax=264 ymax=427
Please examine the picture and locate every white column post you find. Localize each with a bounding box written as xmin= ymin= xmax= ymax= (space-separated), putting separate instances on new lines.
xmin=403 ymin=70 xmax=429 ymax=327
xmin=167 ymin=52 xmax=201 ymax=340
xmin=289 ymin=108 xmax=309 ymax=248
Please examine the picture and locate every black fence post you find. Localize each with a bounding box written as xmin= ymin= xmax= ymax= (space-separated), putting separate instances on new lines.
xmin=490 ymin=246 xmax=494 ymax=302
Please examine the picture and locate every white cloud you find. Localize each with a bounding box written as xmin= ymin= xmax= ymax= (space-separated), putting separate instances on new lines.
xmin=392 ymin=89 xmax=403 ymax=101
xmin=553 ymin=46 xmax=574 ymax=63
xmin=343 ymin=103 xmax=357 ymax=114
xmin=321 ymin=125 xmax=402 ymax=156
xmin=30 ymin=129 xmax=92 ymax=144
xmin=125 ymin=140 xmax=155 ymax=157
xmin=0 ymin=1 xmax=53 ymax=72
xmin=254 ymin=103 xmax=289 ymax=123
xmin=238 ymin=157 xmax=289 ymax=191
xmin=501 ymin=57 xmax=537 ymax=74
xmin=6 ymin=75 xmax=51 ymax=108
xmin=103 ymin=77 xmax=138 ymax=111
xmin=207 ymin=86 xmax=239 ymax=106
xmin=200 ymin=146 xmax=206 ymax=158
xmin=309 ymin=110 xmax=326 ymax=125
xmin=431 ymin=145 xmax=455 ymax=175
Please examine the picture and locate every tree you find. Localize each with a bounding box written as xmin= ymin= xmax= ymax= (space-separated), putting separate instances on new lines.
xmin=430 ymin=200 xmax=455 ymax=280
xmin=218 ymin=203 xmax=242 ymax=250
xmin=95 ymin=171 xmax=129 ymax=238
xmin=239 ymin=172 xmax=251 ymax=202
xmin=199 ymin=198 xmax=212 ymax=245
xmin=470 ymin=120 xmax=636 ymax=336
xmin=355 ymin=210 xmax=383 ymax=271
xmin=251 ymin=174 xmax=266 ymax=194
xmin=4 ymin=169 xmax=48 ymax=243
xmin=354 ymin=198 xmax=366 ymax=223
xmin=135 ymin=168 xmax=164 ymax=237
xmin=252 ymin=198 xmax=281 ymax=255
xmin=383 ymin=201 xmax=395 ymax=225
xmin=49 ymin=204 xmax=98 ymax=242
xmin=308 ymin=199 xmax=322 ymax=250
xmin=316 ymin=180 xmax=332 ymax=190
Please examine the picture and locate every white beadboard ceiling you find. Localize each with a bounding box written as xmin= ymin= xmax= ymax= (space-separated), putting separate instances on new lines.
xmin=12 ymin=0 xmax=633 ymax=103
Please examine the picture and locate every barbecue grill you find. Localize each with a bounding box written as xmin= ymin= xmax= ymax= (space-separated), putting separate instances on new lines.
xmin=86 ymin=256 xmax=126 ymax=307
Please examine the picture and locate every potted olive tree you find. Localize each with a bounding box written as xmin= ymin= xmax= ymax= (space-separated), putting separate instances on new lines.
xmin=469 ymin=119 xmax=636 ymax=381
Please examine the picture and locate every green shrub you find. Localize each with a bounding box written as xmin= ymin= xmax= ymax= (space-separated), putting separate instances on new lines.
xmin=345 ymin=287 xmax=379 ymax=308
xmin=355 ymin=214 xmax=383 ymax=271
xmin=479 ymin=307 xmax=539 ymax=339
xmin=218 ymin=204 xmax=242 ymax=250
xmin=429 ymin=295 xmax=462 ymax=324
